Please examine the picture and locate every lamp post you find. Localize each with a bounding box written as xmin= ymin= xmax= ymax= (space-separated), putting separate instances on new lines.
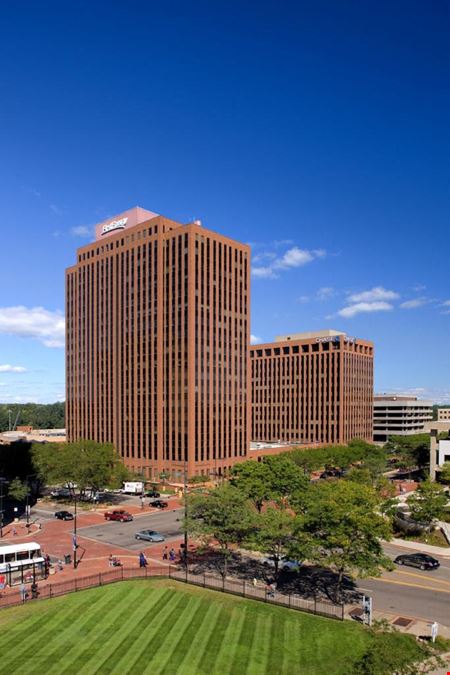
xmin=183 ymin=457 xmax=188 ymax=568
xmin=73 ymin=494 xmax=78 ymax=569
xmin=0 ymin=477 xmax=7 ymax=538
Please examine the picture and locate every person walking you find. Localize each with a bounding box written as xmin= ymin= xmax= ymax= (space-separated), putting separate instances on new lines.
xmin=162 ymin=546 xmax=168 ymax=561
xmin=20 ymin=583 xmax=27 ymax=602
xmin=169 ymin=548 xmax=176 ymax=562
xmin=30 ymin=582 xmax=39 ymax=600
xmin=139 ymin=552 xmax=148 ymax=568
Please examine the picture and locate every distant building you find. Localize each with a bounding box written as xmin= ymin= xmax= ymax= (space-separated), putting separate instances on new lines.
xmin=66 ymin=207 xmax=250 ymax=480
xmin=250 ymin=330 xmax=374 ymax=446
xmin=0 ymin=429 xmax=66 ymax=444
xmin=373 ymin=395 xmax=433 ymax=443
xmin=438 ymin=407 xmax=450 ymax=421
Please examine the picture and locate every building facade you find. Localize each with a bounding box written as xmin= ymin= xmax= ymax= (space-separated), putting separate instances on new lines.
xmin=373 ymin=395 xmax=433 ymax=443
xmin=250 ymin=330 xmax=374 ymax=446
xmin=66 ymin=207 xmax=250 ymax=479
xmin=438 ymin=407 xmax=450 ymax=421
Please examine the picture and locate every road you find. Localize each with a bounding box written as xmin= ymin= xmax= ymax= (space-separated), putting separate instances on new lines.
xmin=77 ymin=507 xmax=183 ymax=550
xmin=357 ymin=543 xmax=450 ymax=626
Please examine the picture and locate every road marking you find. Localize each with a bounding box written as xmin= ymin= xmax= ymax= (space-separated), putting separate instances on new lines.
xmin=368 ymin=576 xmax=450 ymax=595
xmin=390 ymin=569 xmax=450 ymax=588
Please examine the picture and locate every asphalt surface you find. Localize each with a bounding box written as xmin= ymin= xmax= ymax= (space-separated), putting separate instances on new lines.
xmin=357 ymin=543 xmax=450 ymax=626
xmin=77 ymin=508 xmax=184 ymax=550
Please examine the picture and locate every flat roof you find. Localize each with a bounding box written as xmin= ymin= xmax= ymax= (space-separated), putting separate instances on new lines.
xmin=275 ymin=329 xmax=345 ymax=342
xmin=0 ymin=542 xmax=41 ymax=555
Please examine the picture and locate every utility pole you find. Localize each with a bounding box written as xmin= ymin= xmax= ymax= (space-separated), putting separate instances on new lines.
xmin=73 ymin=494 xmax=78 ymax=569
xmin=184 ymin=456 xmax=188 ymax=568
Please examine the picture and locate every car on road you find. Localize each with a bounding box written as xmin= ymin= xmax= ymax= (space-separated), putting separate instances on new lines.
xmin=394 ymin=553 xmax=440 ymax=570
xmin=54 ymin=510 xmax=74 ymax=521
xmin=104 ymin=510 xmax=134 ymax=522
xmin=135 ymin=529 xmax=165 ymax=542
xmin=149 ymin=500 xmax=168 ymax=509
xmin=261 ymin=556 xmax=301 ymax=572
xmin=145 ymin=490 xmax=160 ymax=498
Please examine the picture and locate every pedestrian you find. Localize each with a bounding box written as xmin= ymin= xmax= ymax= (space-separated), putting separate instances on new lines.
xmin=30 ymin=582 xmax=39 ymax=599
xmin=12 ymin=527 xmax=17 ymax=537
xmin=139 ymin=552 xmax=148 ymax=568
xmin=162 ymin=546 xmax=168 ymax=561
xmin=108 ymin=554 xmax=114 ymax=567
xmin=169 ymin=548 xmax=176 ymax=562
xmin=20 ymin=583 xmax=27 ymax=602
xmin=431 ymin=621 xmax=438 ymax=644
xmin=252 ymin=578 xmax=258 ymax=587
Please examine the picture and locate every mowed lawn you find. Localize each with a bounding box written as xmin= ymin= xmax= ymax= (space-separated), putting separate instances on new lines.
xmin=0 ymin=579 xmax=370 ymax=674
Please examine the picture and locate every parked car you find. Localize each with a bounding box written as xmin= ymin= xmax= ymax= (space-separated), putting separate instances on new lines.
xmin=319 ymin=468 xmax=343 ymax=480
xmin=145 ymin=490 xmax=161 ymax=498
xmin=104 ymin=510 xmax=133 ymax=522
xmin=54 ymin=510 xmax=74 ymax=521
xmin=394 ymin=553 xmax=440 ymax=571
xmin=261 ymin=556 xmax=301 ymax=572
xmin=135 ymin=529 xmax=165 ymax=542
xmin=149 ymin=500 xmax=168 ymax=509
xmin=50 ymin=488 xmax=72 ymax=498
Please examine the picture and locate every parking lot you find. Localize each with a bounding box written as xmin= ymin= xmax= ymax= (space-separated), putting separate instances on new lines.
xmin=77 ymin=507 xmax=184 ymax=550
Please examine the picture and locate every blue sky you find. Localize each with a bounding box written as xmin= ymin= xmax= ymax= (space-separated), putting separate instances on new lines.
xmin=0 ymin=1 xmax=449 ymax=404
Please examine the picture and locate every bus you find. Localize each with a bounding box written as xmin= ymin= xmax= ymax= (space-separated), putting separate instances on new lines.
xmin=0 ymin=542 xmax=46 ymax=586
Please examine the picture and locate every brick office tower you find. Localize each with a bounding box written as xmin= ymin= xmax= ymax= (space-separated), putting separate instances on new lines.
xmin=250 ymin=330 xmax=373 ymax=446
xmin=66 ymin=207 xmax=250 ymax=479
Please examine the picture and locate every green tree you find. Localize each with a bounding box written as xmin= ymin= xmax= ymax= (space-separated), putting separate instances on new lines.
xmin=32 ymin=440 xmax=129 ymax=496
xmin=250 ymin=507 xmax=299 ymax=580
xmin=352 ymin=629 xmax=440 ymax=675
xmin=406 ymin=480 xmax=448 ymax=525
xmin=7 ymin=477 xmax=28 ymax=501
xmin=185 ymin=483 xmax=255 ymax=577
xmin=230 ymin=461 xmax=272 ymax=511
xmin=439 ymin=461 xmax=450 ymax=485
xmin=300 ymin=481 xmax=392 ymax=601
xmin=264 ymin=455 xmax=309 ymax=504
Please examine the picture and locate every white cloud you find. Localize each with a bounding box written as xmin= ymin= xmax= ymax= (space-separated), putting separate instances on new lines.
xmin=348 ymin=286 xmax=399 ymax=303
xmin=250 ymin=334 xmax=262 ymax=345
xmin=338 ymin=301 xmax=394 ymax=318
xmin=400 ymin=298 xmax=427 ymax=310
xmin=442 ymin=300 xmax=450 ymax=307
xmin=252 ymin=245 xmax=326 ymax=279
xmin=0 ymin=306 xmax=65 ymax=348
xmin=275 ymin=247 xmax=314 ymax=269
xmin=49 ymin=203 xmax=63 ymax=215
xmin=0 ymin=364 xmax=27 ymax=373
xmin=71 ymin=224 xmax=94 ymax=237
xmin=297 ymin=295 xmax=310 ymax=304
xmin=316 ymin=287 xmax=335 ymax=301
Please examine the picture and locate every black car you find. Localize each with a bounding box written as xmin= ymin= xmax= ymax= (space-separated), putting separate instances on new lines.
xmin=54 ymin=510 xmax=74 ymax=521
xmin=394 ymin=553 xmax=440 ymax=570
xmin=149 ymin=499 xmax=168 ymax=509
xmin=145 ymin=490 xmax=160 ymax=498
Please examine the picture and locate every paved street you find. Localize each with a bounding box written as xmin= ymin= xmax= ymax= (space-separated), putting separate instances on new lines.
xmin=77 ymin=507 xmax=184 ymax=550
xmin=357 ymin=542 xmax=450 ymax=626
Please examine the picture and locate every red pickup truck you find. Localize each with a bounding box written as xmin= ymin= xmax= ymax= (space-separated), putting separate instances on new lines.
xmin=104 ymin=510 xmax=133 ymax=522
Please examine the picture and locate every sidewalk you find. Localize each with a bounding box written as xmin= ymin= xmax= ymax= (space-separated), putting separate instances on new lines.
xmin=390 ymin=537 xmax=450 ymax=558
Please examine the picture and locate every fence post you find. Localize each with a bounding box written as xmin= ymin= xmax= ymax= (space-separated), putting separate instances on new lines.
xmin=121 ymin=566 xmax=124 ymax=581
xmin=203 ymin=573 xmax=206 ymax=588
xmin=264 ymin=588 xmax=267 ymax=603
xmin=222 ymin=575 xmax=225 ymax=592
xmin=314 ymin=596 xmax=317 ymax=615
xmin=243 ymin=580 xmax=245 ymax=597
xmin=341 ymin=603 xmax=344 ymax=621
xmin=288 ymin=593 xmax=291 ymax=609
xmin=99 ymin=573 xmax=102 ymax=586
xmin=75 ymin=578 xmax=78 ymax=592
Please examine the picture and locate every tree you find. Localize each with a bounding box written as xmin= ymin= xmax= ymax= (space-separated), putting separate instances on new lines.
xmin=7 ymin=478 xmax=28 ymax=502
xmin=185 ymin=483 xmax=255 ymax=577
xmin=230 ymin=461 xmax=272 ymax=511
xmin=250 ymin=507 xmax=298 ymax=580
xmin=300 ymin=481 xmax=392 ymax=601
xmin=264 ymin=455 xmax=309 ymax=504
xmin=32 ymin=440 xmax=129 ymax=497
xmin=406 ymin=480 xmax=448 ymax=525
xmin=439 ymin=461 xmax=450 ymax=485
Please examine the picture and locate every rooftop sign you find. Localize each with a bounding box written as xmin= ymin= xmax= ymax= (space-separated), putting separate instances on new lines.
xmin=101 ymin=217 xmax=128 ymax=235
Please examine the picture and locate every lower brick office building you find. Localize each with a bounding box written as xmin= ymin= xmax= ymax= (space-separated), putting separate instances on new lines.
xmin=250 ymin=330 xmax=374 ymax=446
xmin=66 ymin=207 xmax=250 ymax=480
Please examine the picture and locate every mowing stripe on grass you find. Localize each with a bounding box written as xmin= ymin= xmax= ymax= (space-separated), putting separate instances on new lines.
xmin=78 ymin=587 xmax=172 ymax=675
xmin=170 ymin=596 xmax=226 ymax=675
xmin=46 ymin=583 xmax=144 ymax=675
xmin=266 ymin=610 xmax=288 ymax=674
xmin=211 ymin=606 xmax=246 ymax=675
xmin=194 ymin=603 xmax=233 ymax=674
xmin=229 ymin=604 xmax=258 ymax=675
xmin=0 ymin=592 xmax=100 ymax=674
xmin=245 ymin=611 xmax=273 ymax=675
xmin=122 ymin=592 xmax=191 ymax=675
xmin=140 ymin=595 xmax=202 ymax=674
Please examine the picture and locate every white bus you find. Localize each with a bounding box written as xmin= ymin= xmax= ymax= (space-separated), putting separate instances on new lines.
xmin=0 ymin=542 xmax=46 ymax=586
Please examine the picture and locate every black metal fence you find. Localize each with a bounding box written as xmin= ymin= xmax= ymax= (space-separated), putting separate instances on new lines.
xmin=0 ymin=565 xmax=344 ymax=621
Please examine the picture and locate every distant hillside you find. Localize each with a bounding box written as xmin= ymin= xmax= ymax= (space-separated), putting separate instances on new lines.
xmin=0 ymin=402 xmax=65 ymax=432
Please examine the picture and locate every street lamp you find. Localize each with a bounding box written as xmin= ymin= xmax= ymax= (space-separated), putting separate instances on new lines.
xmin=183 ymin=457 xmax=188 ymax=568
xmin=0 ymin=477 xmax=8 ymax=538
xmin=72 ymin=492 xmax=78 ymax=569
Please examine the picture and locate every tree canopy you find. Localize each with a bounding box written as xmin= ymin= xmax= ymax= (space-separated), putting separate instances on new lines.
xmin=406 ymin=480 xmax=448 ymax=524
xmin=0 ymin=402 xmax=64 ymax=432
